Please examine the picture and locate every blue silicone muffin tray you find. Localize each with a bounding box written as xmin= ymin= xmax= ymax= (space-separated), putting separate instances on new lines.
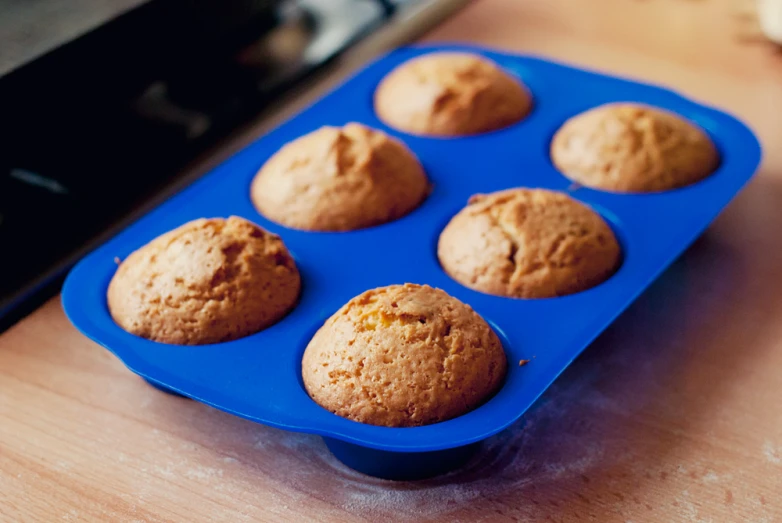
xmin=62 ymin=44 xmax=761 ymax=480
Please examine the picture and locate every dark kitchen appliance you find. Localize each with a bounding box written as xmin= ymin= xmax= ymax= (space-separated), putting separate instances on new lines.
xmin=0 ymin=0 xmax=454 ymax=331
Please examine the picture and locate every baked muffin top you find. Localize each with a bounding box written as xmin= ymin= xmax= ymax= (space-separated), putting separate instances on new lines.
xmin=374 ymin=52 xmax=532 ymax=137
xmin=301 ymin=283 xmax=507 ymax=427
xmin=438 ymin=188 xmax=621 ymax=298
xmin=107 ymin=216 xmax=300 ymax=345
xmin=251 ymin=123 xmax=429 ymax=231
xmin=551 ymin=103 xmax=719 ymax=192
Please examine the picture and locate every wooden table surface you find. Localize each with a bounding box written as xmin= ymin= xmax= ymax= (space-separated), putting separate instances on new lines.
xmin=3 ymin=0 xmax=782 ymax=521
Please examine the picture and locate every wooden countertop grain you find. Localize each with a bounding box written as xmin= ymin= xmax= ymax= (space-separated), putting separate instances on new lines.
xmin=2 ymin=0 xmax=782 ymax=521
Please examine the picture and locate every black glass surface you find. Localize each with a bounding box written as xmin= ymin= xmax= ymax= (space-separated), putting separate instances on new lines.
xmin=0 ymin=0 xmax=394 ymax=330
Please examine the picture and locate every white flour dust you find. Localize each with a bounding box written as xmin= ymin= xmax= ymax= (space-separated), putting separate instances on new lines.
xmin=762 ymin=441 xmax=781 ymax=465
xmin=248 ymin=380 xmax=610 ymax=522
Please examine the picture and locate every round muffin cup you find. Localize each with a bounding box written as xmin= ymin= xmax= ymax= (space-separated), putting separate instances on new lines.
xmin=301 ymin=284 xmax=508 ymax=428
xmin=250 ymin=123 xmax=430 ymax=232
xmin=107 ymin=216 xmax=301 ymax=345
xmin=374 ymin=51 xmax=533 ymax=137
xmin=438 ymin=188 xmax=622 ymax=299
xmin=550 ymin=102 xmax=720 ymax=193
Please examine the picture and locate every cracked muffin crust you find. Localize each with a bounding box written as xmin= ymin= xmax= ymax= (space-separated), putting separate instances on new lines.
xmin=374 ymin=52 xmax=532 ymax=137
xmin=551 ymin=103 xmax=719 ymax=192
xmin=301 ymin=283 xmax=507 ymax=427
xmin=250 ymin=123 xmax=429 ymax=232
xmin=437 ymin=188 xmax=621 ymax=299
xmin=107 ymin=216 xmax=301 ymax=345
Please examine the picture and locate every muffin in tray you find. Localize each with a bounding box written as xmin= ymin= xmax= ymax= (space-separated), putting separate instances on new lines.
xmin=551 ymin=103 xmax=719 ymax=193
xmin=107 ymin=216 xmax=300 ymax=345
xmin=374 ymin=52 xmax=532 ymax=137
xmin=438 ymin=188 xmax=621 ymax=299
xmin=251 ymin=123 xmax=429 ymax=232
xmin=301 ymin=283 xmax=507 ymax=428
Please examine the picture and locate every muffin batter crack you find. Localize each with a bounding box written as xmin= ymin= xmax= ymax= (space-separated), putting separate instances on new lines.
xmin=107 ymin=217 xmax=301 ymax=345
xmin=486 ymin=208 xmax=521 ymax=272
xmin=438 ymin=189 xmax=621 ymax=298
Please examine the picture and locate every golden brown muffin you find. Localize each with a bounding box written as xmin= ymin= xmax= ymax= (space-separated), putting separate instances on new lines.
xmin=250 ymin=123 xmax=429 ymax=231
xmin=438 ymin=188 xmax=621 ymax=299
xmin=302 ymin=283 xmax=507 ymax=427
xmin=107 ymin=216 xmax=300 ymax=345
xmin=374 ymin=52 xmax=532 ymax=137
xmin=551 ymin=103 xmax=719 ymax=192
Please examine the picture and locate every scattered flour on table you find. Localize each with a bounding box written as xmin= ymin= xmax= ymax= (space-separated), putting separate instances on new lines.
xmin=244 ymin=384 xmax=610 ymax=521
xmin=672 ymin=489 xmax=717 ymax=523
xmin=154 ymin=463 xmax=176 ymax=479
xmin=702 ymin=471 xmax=720 ymax=483
xmin=184 ymin=465 xmax=224 ymax=481
xmin=762 ymin=441 xmax=781 ymax=465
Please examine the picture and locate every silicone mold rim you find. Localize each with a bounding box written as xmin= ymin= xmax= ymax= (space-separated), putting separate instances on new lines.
xmin=61 ymin=43 xmax=762 ymax=454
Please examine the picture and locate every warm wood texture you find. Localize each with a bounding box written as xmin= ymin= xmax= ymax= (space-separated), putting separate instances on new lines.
xmin=3 ymin=0 xmax=782 ymax=521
